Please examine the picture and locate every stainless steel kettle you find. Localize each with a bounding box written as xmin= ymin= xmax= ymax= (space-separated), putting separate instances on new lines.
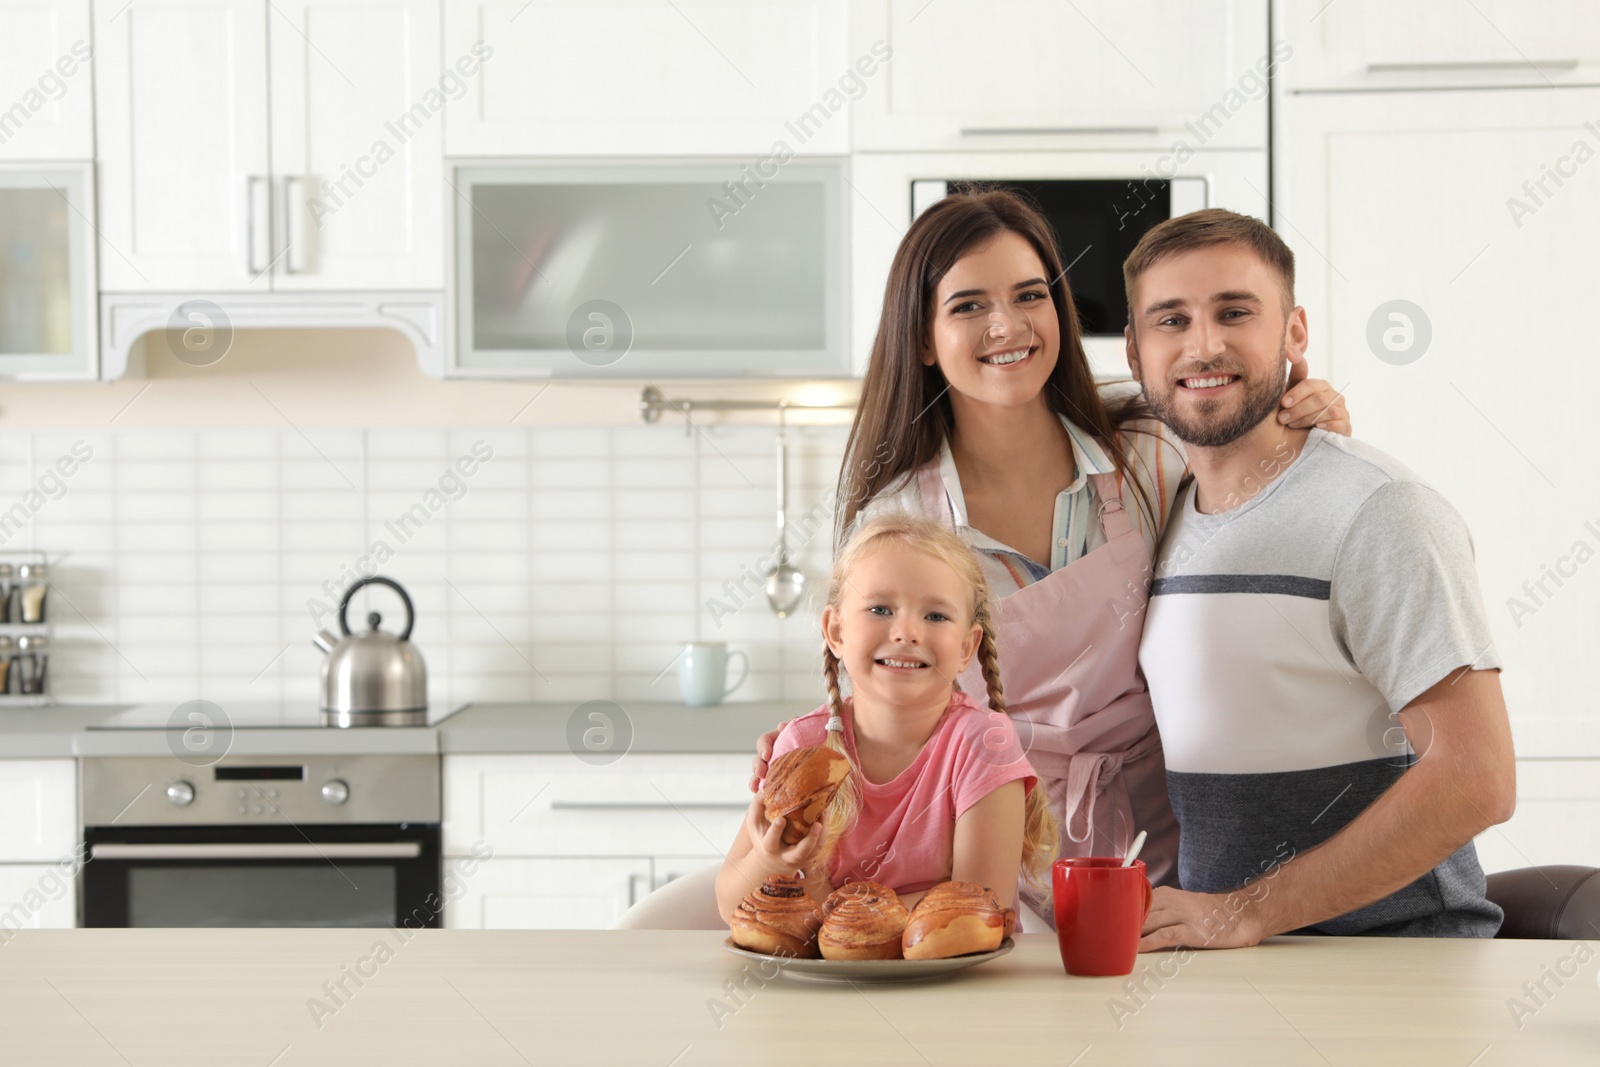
xmin=313 ymin=576 xmax=428 ymax=722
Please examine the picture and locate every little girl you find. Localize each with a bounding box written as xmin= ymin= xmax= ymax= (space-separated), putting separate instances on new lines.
xmin=716 ymin=513 xmax=1058 ymax=923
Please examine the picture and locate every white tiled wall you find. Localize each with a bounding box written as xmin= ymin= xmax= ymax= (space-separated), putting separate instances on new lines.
xmin=5 ymin=423 xmax=851 ymax=707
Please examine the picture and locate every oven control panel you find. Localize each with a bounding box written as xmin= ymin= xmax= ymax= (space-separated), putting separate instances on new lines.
xmin=81 ymin=755 xmax=440 ymax=826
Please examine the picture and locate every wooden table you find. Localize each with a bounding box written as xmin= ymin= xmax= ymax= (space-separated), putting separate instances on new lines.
xmin=0 ymin=929 xmax=1594 ymax=1064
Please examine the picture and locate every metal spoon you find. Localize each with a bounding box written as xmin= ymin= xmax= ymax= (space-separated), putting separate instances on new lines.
xmin=765 ymin=405 xmax=806 ymax=617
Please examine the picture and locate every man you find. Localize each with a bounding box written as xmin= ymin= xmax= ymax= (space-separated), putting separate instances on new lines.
xmin=1123 ymin=209 xmax=1515 ymax=948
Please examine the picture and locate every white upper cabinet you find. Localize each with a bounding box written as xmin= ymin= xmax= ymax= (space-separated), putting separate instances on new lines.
xmin=442 ymin=0 xmax=851 ymax=156
xmin=851 ymin=0 xmax=1273 ymax=151
xmin=94 ymin=0 xmax=442 ymax=292
xmin=1278 ymin=0 xmax=1600 ymax=91
xmin=94 ymin=0 xmax=271 ymax=291
xmin=0 ymin=164 xmax=98 ymax=379
xmin=269 ymin=0 xmax=442 ymax=290
xmin=0 ymin=0 xmax=93 ymax=160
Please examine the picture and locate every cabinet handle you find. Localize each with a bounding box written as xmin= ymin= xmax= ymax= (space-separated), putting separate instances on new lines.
xmin=627 ymin=872 xmax=652 ymax=908
xmin=283 ymin=176 xmax=304 ymax=275
xmin=91 ymin=842 xmax=422 ymax=860
xmin=1365 ymin=59 xmax=1579 ymax=74
xmin=959 ymin=125 xmax=1161 ymax=137
xmin=548 ymin=801 xmax=750 ymax=812
xmin=246 ymin=175 xmax=268 ymax=275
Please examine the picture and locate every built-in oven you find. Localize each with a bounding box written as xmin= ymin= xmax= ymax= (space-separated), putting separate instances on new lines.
xmin=80 ymin=754 xmax=442 ymax=929
xmin=849 ymin=150 xmax=1267 ymax=379
xmin=912 ymin=177 xmax=1209 ymax=338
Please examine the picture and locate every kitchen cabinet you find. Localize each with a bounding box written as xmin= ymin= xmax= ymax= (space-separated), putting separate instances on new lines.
xmin=1474 ymin=760 xmax=1600 ymax=872
xmin=93 ymin=0 xmax=270 ymax=292
xmin=0 ymin=760 xmax=76 ymax=861
xmin=0 ymin=163 xmax=97 ymax=379
xmin=0 ymin=864 xmax=75 ymax=931
xmin=0 ymin=0 xmax=93 ymax=161
xmin=449 ymin=160 xmax=848 ymax=379
xmin=850 ymin=0 xmax=1272 ymax=152
xmin=266 ymin=0 xmax=443 ymax=290
xmin=650 ymin=856 xmax=715 ymax=889
xmin=442 ymin=855 xmax=722 ymax=930
xmin=442 ymin=0 xmax=851 ymax=157
xmin=0 ymin=760 xmax=77 ymax=931
xmin=93 ymin=0 xmax=442 ymax=292
xmin=1274 ymin=88 xmax=1600 ymax=741
xmin=1277 ymin=0 xmax=1600 ymax=92
xmin=441 ymin=753 xmax=745 ymax=929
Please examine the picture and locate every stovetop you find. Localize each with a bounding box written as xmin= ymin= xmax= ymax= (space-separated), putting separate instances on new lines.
xmin=85 ymin=702 xmax=470 ymax=731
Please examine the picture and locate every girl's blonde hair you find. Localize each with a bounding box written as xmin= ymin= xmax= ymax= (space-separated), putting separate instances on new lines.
xmin=817 ymin=512 xmax=1059 ymax=889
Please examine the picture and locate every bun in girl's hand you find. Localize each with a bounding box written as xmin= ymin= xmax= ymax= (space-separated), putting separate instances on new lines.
xmin=762 ymin=745 xmax=850 ymax=847
xmin=901 ymin=881 xmax=1009 ymax=960
xmin=819 ymin=881 xmax=910 ymax=960
xmin=729 ymin=874 xmax=824 ymax=958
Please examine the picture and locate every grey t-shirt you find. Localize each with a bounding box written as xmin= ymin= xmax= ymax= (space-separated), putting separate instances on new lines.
xmin=1140 ymin=430 xmax=1503 ymax=936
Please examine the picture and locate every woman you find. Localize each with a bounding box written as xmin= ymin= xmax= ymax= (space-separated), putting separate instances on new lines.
xmin=750 ymin=190 xmax=1350 ymax=922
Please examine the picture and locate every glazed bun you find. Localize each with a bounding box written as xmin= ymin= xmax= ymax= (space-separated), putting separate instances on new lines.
xmin=819 ymin=881 xmax=909 ymax=960
xmin=762 ymin=745 xmax=850 ymax=846
xmin=901 ymin=881 xmax=1008 ymax=960
xmin=730 ymin=874 xmax=823 ymax=958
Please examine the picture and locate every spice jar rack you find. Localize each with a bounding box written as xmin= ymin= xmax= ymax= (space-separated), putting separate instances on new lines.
xmin=0 ymin=552 xmax=51 ymax=707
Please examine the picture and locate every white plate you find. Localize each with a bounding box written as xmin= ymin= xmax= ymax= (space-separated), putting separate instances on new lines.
xmin=722 ymin=937 xmax=1015 ymax=983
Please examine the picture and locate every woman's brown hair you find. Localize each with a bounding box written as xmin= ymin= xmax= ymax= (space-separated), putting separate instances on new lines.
xmin=835 ymin=187 xmax=1159 ymax=544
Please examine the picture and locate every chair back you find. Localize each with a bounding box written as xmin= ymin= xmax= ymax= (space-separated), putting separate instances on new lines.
xmin=1486 ymin=866 xmax=1600 ymax=939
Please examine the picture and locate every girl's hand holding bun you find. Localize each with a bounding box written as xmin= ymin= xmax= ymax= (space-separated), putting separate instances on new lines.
xmin=740 ymin=791 xmax=828 ymax=881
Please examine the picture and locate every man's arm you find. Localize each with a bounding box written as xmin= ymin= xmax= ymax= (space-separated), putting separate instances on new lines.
xmin=1140 ymin=666 xmax=1515 ymax=951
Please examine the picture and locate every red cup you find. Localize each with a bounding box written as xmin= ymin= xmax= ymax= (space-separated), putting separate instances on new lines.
xmin=1052 ymin=857 xmax=1152 ymax=977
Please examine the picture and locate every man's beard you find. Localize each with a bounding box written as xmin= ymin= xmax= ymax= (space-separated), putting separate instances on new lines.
xmin=1138 ymin=340 xmax=1289 ymax=449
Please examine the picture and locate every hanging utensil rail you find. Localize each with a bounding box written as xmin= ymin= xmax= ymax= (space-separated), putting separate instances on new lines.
xmin=639 ymin=386 xmax=855 ymax=432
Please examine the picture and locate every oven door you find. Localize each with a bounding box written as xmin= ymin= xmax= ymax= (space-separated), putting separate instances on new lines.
xmin=81 ymin=823 xmax=441 ymax=928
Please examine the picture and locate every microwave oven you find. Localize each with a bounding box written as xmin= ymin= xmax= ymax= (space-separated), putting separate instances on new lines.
xmin=911 ymin=176 xmax=1208 ymax=340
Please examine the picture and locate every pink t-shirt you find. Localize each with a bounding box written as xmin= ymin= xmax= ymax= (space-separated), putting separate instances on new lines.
xmin=766 ymin=689 xmax=1038 ymax=899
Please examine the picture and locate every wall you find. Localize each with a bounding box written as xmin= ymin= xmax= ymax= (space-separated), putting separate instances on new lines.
xmin=2 ymin=322 xmax=1592 ymax=764
xmin=0 ymin=327 xmax=856 ymax=708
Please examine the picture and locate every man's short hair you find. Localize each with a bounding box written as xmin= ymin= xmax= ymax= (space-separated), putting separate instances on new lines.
xmin=1123 ymin=208 xmax=1296 ymax=318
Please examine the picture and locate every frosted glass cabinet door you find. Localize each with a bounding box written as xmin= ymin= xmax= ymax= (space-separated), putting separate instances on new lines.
xmin=451 ymin=161 xmax=848 ymax=378
xmin=0 ymin=165 xmax=96 ymax=380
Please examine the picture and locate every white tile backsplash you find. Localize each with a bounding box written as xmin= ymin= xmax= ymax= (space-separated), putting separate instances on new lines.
xmin=17 ymin=424 xmax=852 ymax=708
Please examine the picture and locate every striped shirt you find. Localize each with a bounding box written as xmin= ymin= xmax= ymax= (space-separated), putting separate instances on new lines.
xmin=1139 ymin=430 xmax=1503 ymax=936
xmin=860 ymin=381 xmax=1189 ymax=596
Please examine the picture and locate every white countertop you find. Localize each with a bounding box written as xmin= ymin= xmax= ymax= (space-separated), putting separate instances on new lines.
xmin=0 ymin=701 xmax=803 ymax=758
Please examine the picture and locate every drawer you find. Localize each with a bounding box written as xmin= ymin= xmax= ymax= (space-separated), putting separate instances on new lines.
xmin=444 ymin=856 xmax=653 ymax=930
xmin=651 ymin=855 xmax=722 ymax=889
xmin=442 ymin=754 xmax=750 ymax=859
xmin=0 ymin=761 xmax=77 ymax=862
xmin=0 ymin=863 xmax=77 ymax=933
